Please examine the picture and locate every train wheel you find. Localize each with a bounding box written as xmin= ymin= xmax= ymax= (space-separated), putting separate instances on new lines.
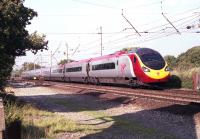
xmin=84 ymin=77 xmax=89 ymax=84
xmin=95 ymin=77 xmax=100 ymax=85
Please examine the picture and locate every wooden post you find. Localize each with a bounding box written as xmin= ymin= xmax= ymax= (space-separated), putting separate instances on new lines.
xmin=0 ymin=99 xmax=5 ymax=139
xmin=197 ymin=72 xmax=200 ymax=92
xmin=193 ymin=72 xmax=200 ymax=92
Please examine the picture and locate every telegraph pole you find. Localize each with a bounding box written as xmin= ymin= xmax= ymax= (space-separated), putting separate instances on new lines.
xmin=65 ymin=42 xmax=69 ymax=62
xmin=40 ymin=54 xmax=43 ymax=77
xmin=50 ymin=51 xmax=52 ymax=78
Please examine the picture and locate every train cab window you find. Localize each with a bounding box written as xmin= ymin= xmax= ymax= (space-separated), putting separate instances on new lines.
xmin=136 ymin=48 xmax=165 ymax=70
xmin=92 ymin=62 xmax=115 ymax=70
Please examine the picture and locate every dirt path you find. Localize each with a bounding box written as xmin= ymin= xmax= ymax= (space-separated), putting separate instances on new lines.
xmin=12 ymin=86 xmax=200 ymax=139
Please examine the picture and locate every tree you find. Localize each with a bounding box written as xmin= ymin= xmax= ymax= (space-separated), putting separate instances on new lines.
xmin=58 ymin=59 xmax=75 ymax=65
xmin=176 ymin=46 xmax=200 ymax=71
xmin=0 ymin=0 xmax=48 ymax=90
xmin=164 ymin=55 xmax=177 ymax=70
xmin=120 ymin=47 xmax=140 ymax=52
xmin=22 ymin=62 xmax=41 ymax=71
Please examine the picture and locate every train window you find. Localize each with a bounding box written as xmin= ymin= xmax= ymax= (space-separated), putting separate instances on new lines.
xmin=116 ymin=60 xmax=118 ymax=65
xmin=66 ymin=66 xmax=82 ymax=72
xmin=136 ymin=48 xmax=165 ymax=70
xmin=52 ymin=70 xmax=57 ymax=73
xmin=92 ymin=62 xmax=115 ymax=70
xmin=52 ymin=69 xmax=63 ymax=73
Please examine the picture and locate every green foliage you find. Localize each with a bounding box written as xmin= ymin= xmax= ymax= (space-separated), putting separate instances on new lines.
xmin=12 ymin=62 xmax=41 ymax=77
xmin=22 ymin=62 xmax=41 ymax=71
xmin=164 ymin=55 xmax=177 ymax=70
xmin=120 ymin=47 xmax=140 ymax=52
xmin=0 ymin=0 xmax=48 ymax=89
xmin=164 ymin=46 xmax=200 ymax=89
xmin=176 ymin=46 xmax=200 ymax=71
xmin=1 ymin=92 xmax=94 ymax=138
xmin=58 ymin=59 xmax=75 ymax=65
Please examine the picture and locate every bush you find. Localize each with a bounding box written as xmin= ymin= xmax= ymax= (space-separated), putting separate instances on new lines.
xmin=164 ymin=75 xmax=182 ymax=89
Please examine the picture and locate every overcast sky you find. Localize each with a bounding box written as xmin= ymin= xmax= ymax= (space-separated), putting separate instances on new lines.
xmin=15 ymin=0 xmax=200 ymax=68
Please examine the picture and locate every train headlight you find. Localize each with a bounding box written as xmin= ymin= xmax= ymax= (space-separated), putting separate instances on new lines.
xmin=165 ymin=66 xmax=171 ymax=71
xmin=142 ymin=67 xmax=150 ymax=72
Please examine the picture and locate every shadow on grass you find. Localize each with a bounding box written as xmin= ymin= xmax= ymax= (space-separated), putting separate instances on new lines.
xmin=16 ymin=90 xmax=200 ymax=139
xmin=21 ymin=124 xmax=46 ymax=139
xmin=81 ymin=103 xmax=200 ymax=139
xmin=0 ymin=92 xmax=47 ymax=139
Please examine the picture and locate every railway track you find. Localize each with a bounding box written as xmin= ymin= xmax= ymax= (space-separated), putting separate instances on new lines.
xmin=41 ymin=81 xmax=200 ymax=104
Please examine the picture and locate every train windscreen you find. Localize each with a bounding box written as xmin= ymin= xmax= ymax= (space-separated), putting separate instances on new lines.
xmin=136 ymin=48 xmax=165 ymax=70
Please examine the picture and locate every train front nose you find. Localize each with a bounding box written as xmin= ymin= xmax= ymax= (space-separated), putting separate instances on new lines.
xmin=141 ymin=66 xmax=170 ymax=83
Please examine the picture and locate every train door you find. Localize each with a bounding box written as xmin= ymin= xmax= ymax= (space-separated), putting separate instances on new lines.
xmin=85 ymin=62 xmax=90 ymax=83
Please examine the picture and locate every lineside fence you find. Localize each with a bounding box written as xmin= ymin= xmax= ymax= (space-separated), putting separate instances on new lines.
xmin=193 ymin=71 xmax=200 ymax=92
xmin=0 ymin=99 xmax=5 ymax=139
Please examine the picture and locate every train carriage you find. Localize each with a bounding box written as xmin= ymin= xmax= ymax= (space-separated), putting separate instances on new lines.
xmin=64 ymin=60 xmax=88 ymax=83
xmin=50 ymin=66 xmax=64 ymax=81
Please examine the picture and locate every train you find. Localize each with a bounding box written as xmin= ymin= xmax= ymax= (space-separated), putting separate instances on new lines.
xmin=21 ymin=48 xmax=170 ymax=87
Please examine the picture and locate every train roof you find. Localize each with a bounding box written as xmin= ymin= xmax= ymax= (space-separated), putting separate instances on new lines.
xmin=62 ymin=51 xmax=128 ymax=66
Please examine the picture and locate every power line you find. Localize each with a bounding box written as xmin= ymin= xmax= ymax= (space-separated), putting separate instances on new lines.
xmin=72 ymin=0 xmax=119 ymax=10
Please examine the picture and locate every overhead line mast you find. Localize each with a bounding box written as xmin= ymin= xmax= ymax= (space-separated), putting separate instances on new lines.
xmin=161 ymin=13 xmax=181 ymax=35
xmin=160 ymin=1 xmax=181 ymax=35
xmin=121 ymin=9 xmax=141 ymax=36
xmin=100 ymin=26 xmax=103 ymax=56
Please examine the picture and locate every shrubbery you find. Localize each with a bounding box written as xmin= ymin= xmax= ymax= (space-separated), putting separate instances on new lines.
xmin=164 ymin=46 xmax=200 ymax=89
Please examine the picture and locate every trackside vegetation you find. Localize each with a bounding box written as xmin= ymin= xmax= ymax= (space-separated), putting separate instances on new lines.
xmin=0 ymin=0 xmax=48 ymax=90
xmin=164 ymin=46 xmax=200 ymax=89
xmin=1 ymin=92 xmax=176 ymax=138
xmin=0 ymin=92 xmax=95 ymax=138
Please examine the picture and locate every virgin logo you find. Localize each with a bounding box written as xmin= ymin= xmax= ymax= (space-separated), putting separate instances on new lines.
xmin=120 ymin=64 xmax=126 ymax=75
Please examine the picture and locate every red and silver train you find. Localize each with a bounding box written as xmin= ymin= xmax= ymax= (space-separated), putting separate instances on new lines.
xmin=22 ymin=48 xmax=170 ymax=86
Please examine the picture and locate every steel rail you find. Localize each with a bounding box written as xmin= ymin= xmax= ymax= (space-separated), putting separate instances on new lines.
xmin=48 ymin=82 xmax=200 ymax=104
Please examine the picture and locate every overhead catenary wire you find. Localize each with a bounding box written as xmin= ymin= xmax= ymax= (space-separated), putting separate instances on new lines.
xmin=24 ymin=1 xmax=200 ymax=64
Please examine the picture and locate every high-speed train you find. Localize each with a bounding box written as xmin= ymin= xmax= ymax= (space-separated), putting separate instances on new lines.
xmin=22 ymin=48 xmax=170 ymax=86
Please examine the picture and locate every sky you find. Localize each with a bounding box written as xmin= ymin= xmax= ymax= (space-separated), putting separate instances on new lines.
xmin=15 ymin=0 xmax=200 ymax=69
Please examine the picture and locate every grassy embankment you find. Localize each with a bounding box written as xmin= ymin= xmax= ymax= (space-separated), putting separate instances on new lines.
xmin=0 ymin=91 xmax=177 ymax=139
xmin=0 ymin=92 xmax=94 ymax=139
xmin=167 ymin=67 xmax=200 ymax=89
xmin=47 ymin=97 xmax=177 ymax=139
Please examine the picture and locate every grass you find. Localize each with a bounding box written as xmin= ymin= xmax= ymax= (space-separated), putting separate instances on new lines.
xmin=1 ymin=92 xmax=95 ymax=139
xmin=1 ymin=90 xmax=179 ymax=138
xmin=47 ymin=97 xmax=177 ymax=138
xmin=162 ymin=67 xmax=200 ymax=89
